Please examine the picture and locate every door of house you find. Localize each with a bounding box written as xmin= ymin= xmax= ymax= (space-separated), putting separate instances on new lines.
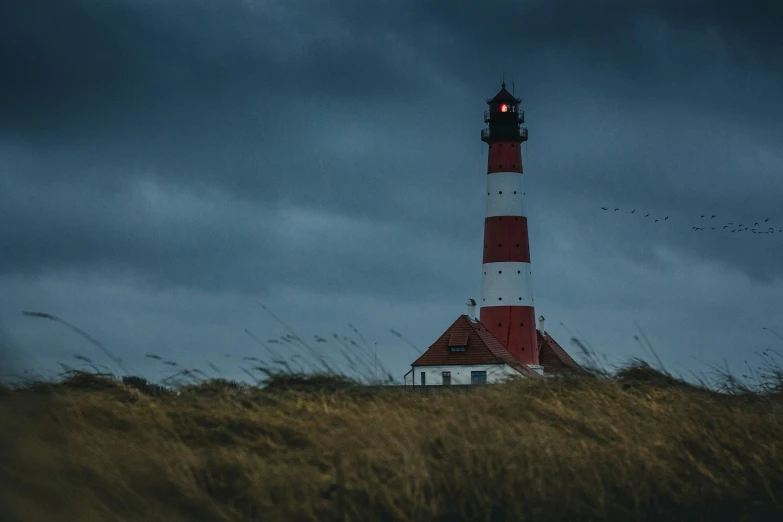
xmin=442 ymin=371 xmax=451 ymax=386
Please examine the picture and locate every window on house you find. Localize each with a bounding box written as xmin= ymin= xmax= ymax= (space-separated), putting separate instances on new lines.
xmin=471 ymin=371 xmax=487 ymax=385
xmin=442 ymin=371 xmax=451 ymax=386
xmin=421 ymin=371 xmax=426 ymax=386
xmin=448 ymin=332 xmax=468 ymax=353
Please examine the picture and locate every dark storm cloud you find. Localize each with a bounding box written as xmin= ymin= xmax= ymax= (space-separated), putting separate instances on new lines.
xmin=6 ymin=0 xmax=781 ymax=135
xmin=1 ymin=1 xmax=780 ymax=241
xmin=413 ymin=0 xmax=783 ymax=67
xmin=1 ymin=0 xmax=783 ymax=381
xmin=0 ymin=0 xmax=439 ymax=134
xmin=0 ymin=169 xmax=476 ymax=297
xmin=1 ymin=0 xmax=472 ymax=212
xmin=2 ymin=0 xmax=783 ymax=287
xmin=0 ymin=0 xmax=481 ymax=296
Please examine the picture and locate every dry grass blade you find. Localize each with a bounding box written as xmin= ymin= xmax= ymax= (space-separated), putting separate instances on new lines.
xmin=1 ymin=358 xmax=783 ymax=522
xmin=21 ymin=311 xmax=130 ymax=376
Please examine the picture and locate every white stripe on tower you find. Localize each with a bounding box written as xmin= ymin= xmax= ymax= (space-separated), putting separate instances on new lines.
xmin=480 ymin=261 xmax=533 ymax=306
xmin=485 ymin=172 xmax=526 ymax=218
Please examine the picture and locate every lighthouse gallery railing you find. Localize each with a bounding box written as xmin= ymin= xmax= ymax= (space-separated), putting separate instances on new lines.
xmin=481 ymin=127 xmax=528 ymax=140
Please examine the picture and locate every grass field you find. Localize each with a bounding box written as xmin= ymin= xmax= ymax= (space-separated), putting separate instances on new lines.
xmin=2 ymin=355 xmax=783 ymax=522
xmin=2 ymin=312 xmax=783 ymax=521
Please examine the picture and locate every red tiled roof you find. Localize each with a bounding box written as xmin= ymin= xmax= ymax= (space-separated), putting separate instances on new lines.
xmin=448 ymin=332 xmax=469 ymax=347
xmin=537 ymin=330 xmax=589 ymax=375
xmin=411 ymin=315 xmax=540 ymax=377
xmin=473 ymin=324 xmax=540 ymax=377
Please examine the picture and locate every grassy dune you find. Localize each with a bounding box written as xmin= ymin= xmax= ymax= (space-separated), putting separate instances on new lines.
xmin=1 ymin=363 xmax=783 ymax=522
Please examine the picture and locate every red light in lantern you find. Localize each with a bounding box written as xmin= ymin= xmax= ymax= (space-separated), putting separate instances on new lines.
xmin=500 ymin=104 xmax=508 ymax=112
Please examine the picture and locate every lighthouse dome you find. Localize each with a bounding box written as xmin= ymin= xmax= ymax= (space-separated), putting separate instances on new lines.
xmin=487 ymin=83 xmax=521 ymax=105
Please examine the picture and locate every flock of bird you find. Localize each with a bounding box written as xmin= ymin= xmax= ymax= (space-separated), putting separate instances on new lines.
xmin=600 ymin=207 xmax=781 ymax=234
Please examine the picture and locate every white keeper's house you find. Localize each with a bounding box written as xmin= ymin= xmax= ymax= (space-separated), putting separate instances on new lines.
xmin=403 ymin=305 xmax=587 ymax=386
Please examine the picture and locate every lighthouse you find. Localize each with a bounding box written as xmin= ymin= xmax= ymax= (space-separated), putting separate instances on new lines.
xmin=404 ymin=82 xmax=587 ymax=386
xmin=479 ymin=82 xmax=538 ymax=367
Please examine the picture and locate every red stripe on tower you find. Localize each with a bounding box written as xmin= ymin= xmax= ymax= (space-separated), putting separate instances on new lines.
xmin=479 ymin=82 xmax=538 ymax=366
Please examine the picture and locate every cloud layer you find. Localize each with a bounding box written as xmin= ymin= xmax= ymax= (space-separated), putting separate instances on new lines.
xmin=2 ymin=0 xmax=782 ymax=382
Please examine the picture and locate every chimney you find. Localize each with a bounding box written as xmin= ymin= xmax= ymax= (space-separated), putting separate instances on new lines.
xmin=538 ymin=315 xmax=545 ymax=332
xmin=466 ymin=298 xmax=476 ymax=319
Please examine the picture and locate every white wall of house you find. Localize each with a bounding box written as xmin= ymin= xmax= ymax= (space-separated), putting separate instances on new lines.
xmin=410 ymin=363 xmax=523 ymax=386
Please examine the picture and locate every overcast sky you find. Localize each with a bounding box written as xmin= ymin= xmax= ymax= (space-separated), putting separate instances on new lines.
xmin=2 ymin=0 xmax=783 ymax=384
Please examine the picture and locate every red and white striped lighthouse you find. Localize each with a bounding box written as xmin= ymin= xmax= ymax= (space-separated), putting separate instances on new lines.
xmin=479 ymin=82 xmax=538 ymax=366
xmin=404 ymin=82 xmax=588 ymax=385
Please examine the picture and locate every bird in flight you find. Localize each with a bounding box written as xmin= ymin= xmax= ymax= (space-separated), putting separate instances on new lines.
xmin=754 ymin=222 xmax=759 ymax=227
xmin=711 ymin=215 xmax=715 ymax=219
xmin=664 ymin=216 xmax=669 ymax=220
xmin=701 ymin=215 xmax=705 ymax=218
xmin=601 ymin=207 xmax=607 ymax=210
xmin=723 ymin=225 xmax=728 ymax=229
xmin=645 ymin=213 xmax=650 ymax=217
xmin=765 ymin=218 xmax=769 ymax=222
xmin=614 ymin=208 xmax=619 ymax=211
xmin=654 ymin=219 xmax=659 ymax=222
xmin=631 ymin=209 xmax=635 ymax=213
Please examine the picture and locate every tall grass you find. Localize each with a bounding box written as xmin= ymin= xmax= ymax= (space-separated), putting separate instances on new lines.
xmin=2 ymin=312 xmax=783 ymax=521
